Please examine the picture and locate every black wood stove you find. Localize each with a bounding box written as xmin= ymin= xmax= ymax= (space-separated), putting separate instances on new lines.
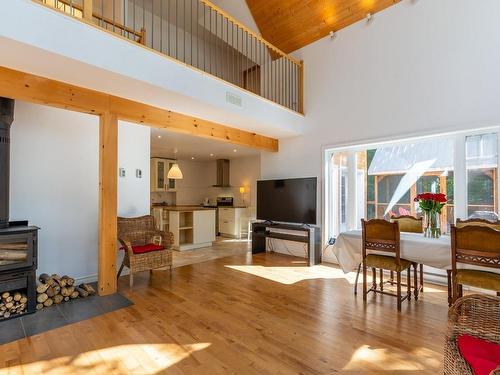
xmin=0 ymin=98 xmax=39 ymax=320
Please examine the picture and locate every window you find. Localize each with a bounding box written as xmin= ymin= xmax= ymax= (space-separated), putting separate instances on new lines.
xmin=466 ymin=133 xmax=498 ymax=220
xmin=325 ymin=130 xmax=500 ymax=239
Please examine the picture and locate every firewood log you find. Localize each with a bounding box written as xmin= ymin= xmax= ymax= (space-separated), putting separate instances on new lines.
xmin=0 ymin=243 xmax=27 ymax=250
xmin=64 ymin=296 xmax=69 ymax=302
xmin=3 ymin=311 xmax=10 ymax=318
xmin=0 ymin=250 xmax=27 ymax=261
xmin=1 ymin=292 xmax=9 ymax=300
xmin=46 ymin=286 xmax=56 ymax=298
xmin=13 ymin=292 xmax=21 ymax=302
xmin=52 ymin=285 xmax=61 ymax=295
xmin=36 ymin=303 xmax=43 ymax=310
xmin=51 ymin=274 xmax=65 ymax=287
xmin=0 ymin=305 xmax=6 ymax=311
xmin=5 ymin=296 xmax=13 ymax=303
xmin=75 ymin=287 xmax=89 ymax=298
xmin=70 ymin=291 xmax=79 ymax=299
xmin=61 ymin=286 xmax=74 ymax=297
xmin=39 ymin=273 xmax=54 ymax=285
xmin=36 ymin=283 xmax=50 ymax=294
xmin=43 ymin=298 xmax=53 ymax=307
xmin=62 ymin=275 xmax=75 ymax=286
xmin=20 ymin=296 xmax=27 ymax=304
xmin=5 ymin=302 xmax=13 ymax=309
xmin=0 ymin=311 xmax=4 ymax=317
xmin=80 ymin=283 xmax=96 ymax=295
xmin=37 ymin=293 xmax=48 ymax=303
xmin=53 ymin=294 xmax=63 ymax=304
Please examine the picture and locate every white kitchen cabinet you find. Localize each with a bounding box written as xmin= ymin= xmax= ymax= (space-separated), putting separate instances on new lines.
xmin=169 ymin=208 xmax=215 ymax=251
xmin=151 ymin=158 xmax=177 ymax=192
xmin=193 ymin=210 xmax=216 ymax=245
xmin=218 ymin=207 xmax=247 ymax=238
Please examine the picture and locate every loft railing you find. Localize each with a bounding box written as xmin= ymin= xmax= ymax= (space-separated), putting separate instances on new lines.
xmin=34 ymin=0 xmax=304 ymax=113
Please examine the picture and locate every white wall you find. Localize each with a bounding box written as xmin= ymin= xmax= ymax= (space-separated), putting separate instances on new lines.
xmin=118 ymin=121 xmax=151 ymax=217
xmin=210 ymin=0 xmax=260 ymax=35
xmin=261 ymin=0 xmax=500 ymax=251
xmin=230 ymin=155 xmax=260 ymax=207
xmin=10 ymin=102 xmax=150 ymax=282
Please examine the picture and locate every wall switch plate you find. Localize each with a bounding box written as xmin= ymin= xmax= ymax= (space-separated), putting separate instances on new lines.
xmin=136 ymin=169 xmax=142 ymax=178
xmin=119 ymin=168 xmax=126 ymax=177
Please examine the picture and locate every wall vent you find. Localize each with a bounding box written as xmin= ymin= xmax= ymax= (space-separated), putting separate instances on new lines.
xmin=226 ymin=92 xmax=242 ymax=107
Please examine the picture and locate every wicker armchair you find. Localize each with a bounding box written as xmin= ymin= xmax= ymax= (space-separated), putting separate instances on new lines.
xmin=444 ymin=294 xmax=500 ymax=375
xmin=117 ymin=215 xmax=174 ymax=287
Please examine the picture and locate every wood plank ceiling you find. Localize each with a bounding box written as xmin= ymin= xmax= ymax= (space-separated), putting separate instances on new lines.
xmin=246 ymin=0 xmax=400 ymax=53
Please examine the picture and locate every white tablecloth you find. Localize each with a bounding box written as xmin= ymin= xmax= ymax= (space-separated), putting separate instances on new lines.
xmin=333 ymin=230 xmax=452 ymax=273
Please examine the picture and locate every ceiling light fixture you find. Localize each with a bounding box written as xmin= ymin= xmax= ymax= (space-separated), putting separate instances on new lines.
xmin=329 ymin=31 xmax=337 ymax=40
xmin=366 ymin=12 xmax=374 ymax=23
xmin=157 ymin=135 xmax=162 ymax=139
xmin=210 ymin=153 xmax=214 ymax=157
xmin=167 ymin=148 xmax=183 ymax=179
xmin=233 ymin=149 xmax=237 ymax=153
xmin=167 ymin=163 xmax=183 ymax=179
xmin=191 ymin=156 xmax=195 ymax=160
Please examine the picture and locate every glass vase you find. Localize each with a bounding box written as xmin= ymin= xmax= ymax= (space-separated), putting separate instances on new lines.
xmin=424 ymin=211 xmax=441 ymax=238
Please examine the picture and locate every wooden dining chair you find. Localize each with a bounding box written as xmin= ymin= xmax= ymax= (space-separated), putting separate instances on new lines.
xmin=445 ymin=218 xmax=500 ymax=305
xmin=391 ymin=215 xmax=424 ymax=300
xmin=361 ymin=219 xmax=412 ymax=311
xmin=450 ymin=224 xmax=500 ymax=304
xmin=456 ymin=218 xmax=500 ymax=230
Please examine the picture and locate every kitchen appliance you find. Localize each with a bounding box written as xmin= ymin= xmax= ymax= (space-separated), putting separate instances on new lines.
xmin=214 ymin=196 xmax=234 ymax=235
xmin=216 ymin=196 xmax=234 ymax=207
xmin=213 ymin=159 xmax=231 ymax=187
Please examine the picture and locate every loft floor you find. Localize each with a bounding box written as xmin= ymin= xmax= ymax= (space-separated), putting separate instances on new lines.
xmin=0 ymin=245 xmax=447 ymax=374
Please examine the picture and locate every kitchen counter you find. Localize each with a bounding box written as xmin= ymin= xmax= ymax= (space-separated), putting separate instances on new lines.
xmin=151 ymin=205 xmax=216 ymax=211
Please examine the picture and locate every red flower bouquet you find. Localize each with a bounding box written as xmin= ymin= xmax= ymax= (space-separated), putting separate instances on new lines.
xmin=414 ymin=193 xmax=447 ymax=238
xmin=414 ymin=193 xmax=447 ymax=214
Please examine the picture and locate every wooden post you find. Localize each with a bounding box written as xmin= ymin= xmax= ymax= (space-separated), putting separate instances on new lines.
xmin=139 ymin=28 xmax=146 ymax=45
xmin=98 ymin=112 xmax=118 ymax=296
xmin=83 ymin=0 xmax=93 ymax=22
xmin=298 ymin=60 xmax=304 ymax=114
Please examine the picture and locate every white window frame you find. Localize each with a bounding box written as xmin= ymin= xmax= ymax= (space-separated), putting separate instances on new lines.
xmin=322 ymin=126 xmax=500 ymax=244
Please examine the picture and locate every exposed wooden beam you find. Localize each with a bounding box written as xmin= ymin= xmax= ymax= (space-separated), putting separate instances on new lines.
xmin=0 ymin=66 xmax=279 ymax=152
xmin=98 ymin=112 xmax=118 ymax=296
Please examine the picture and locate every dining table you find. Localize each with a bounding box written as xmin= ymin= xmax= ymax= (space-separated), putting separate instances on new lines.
xmin=332 ymin=229 xmax=500 ymax=305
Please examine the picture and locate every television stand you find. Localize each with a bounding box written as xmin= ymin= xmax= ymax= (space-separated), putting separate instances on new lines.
xmin=251 ymin=222 xmax=321 ymax=266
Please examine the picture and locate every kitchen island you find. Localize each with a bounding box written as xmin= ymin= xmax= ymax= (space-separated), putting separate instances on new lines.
xmin=151 ymin=205 xmax=216 ymax=251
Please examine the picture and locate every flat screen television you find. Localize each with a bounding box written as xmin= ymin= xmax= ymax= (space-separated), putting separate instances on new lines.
xmin=257 ymin=177 xmax=317 ymax=225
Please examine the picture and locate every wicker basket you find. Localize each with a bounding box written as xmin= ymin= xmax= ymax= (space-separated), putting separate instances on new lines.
xmin=444 ymin=294 xmax=500 ymax=375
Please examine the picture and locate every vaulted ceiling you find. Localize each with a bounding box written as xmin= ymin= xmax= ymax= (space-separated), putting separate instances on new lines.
xmin=245 ymin=0 xmax=400 ymax=53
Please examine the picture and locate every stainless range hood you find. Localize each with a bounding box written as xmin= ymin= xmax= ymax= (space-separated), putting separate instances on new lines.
xmin=213 ymin=159 xmax=231 ymax=187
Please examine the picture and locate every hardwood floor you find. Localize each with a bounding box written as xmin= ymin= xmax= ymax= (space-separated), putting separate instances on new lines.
xmin=0 ymin=245 xmax=448 ymax=374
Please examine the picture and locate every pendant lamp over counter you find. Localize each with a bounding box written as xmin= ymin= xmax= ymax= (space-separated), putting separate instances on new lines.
xmin=167 ymin=163 xmax=183 ymax=179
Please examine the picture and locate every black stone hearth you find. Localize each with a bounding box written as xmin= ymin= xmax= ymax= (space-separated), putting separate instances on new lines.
xmin=0 ymin=289 xmax=133 ymax=344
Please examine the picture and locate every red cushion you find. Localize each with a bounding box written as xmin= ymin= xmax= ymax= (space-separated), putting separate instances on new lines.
xmin=131 ymin=244 xmax=164 ymax=254
xmin=457 ymin=335 xmax=500 ymax=375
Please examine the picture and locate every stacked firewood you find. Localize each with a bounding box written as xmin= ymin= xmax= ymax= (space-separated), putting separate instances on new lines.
xmin=0 ymin=291 xmax=28 ymax=318
xmin=36 ymin=273 xmax=96 ymax=310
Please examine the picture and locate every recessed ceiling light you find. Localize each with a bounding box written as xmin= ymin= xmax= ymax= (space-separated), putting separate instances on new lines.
xmin=233 ymin=149 xmax=237 ymax=153
xmin=157 ymin=135 xmax=162 ymax=139
xmin=191 ymin=156 xmax=195 ymax=160
xmin=210 ymin=153 xmax=214 ymax=157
